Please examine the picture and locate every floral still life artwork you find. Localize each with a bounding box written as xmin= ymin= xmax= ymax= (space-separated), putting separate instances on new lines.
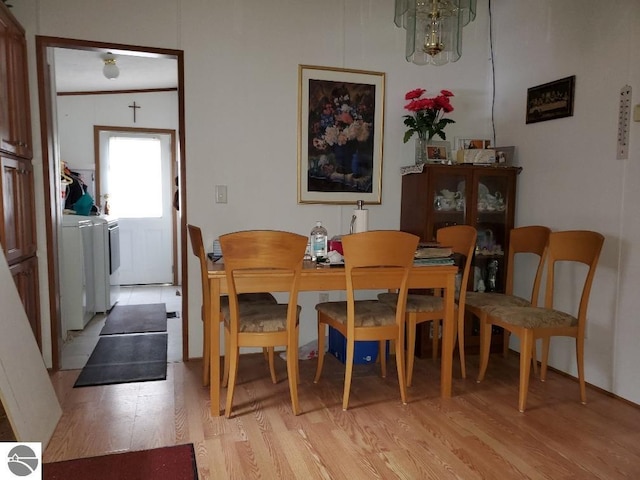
xmin=298 ymin=65 xmax=384 ymax=204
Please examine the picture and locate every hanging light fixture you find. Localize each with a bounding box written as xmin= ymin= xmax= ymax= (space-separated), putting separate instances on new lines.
xmin=102 ymin=53 xmax=120 ymax=80
xmin=394 ymin=0 xmax=476 ymax=66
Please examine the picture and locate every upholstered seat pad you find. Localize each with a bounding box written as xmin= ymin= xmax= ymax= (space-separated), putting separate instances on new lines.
xmin=222 ymin=303 xmax=301 ymax=333
xmin=488 ymin=305 xmax=578 ymax=329
xmin=377 ymin=292 xmax=445 ymax=312
xmin=465 ymin=292 xmax=530 ymax=310
xmin=315 ymin=300 xmax=397 ymax=327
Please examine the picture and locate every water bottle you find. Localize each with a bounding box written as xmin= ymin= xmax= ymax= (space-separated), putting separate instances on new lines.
xmin=310 ymin=221 xmax=328 ymax=262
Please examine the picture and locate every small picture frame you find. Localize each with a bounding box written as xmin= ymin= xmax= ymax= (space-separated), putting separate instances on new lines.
xmin=494 ymin=146 xmax=515 ymax=165
xmin=426 ymin=140 xmax=450 ymax=163
xmin=526 ymin=75 xmax=575 ymax=124
xmin=455 ymin=137 xmax=491 ymax=150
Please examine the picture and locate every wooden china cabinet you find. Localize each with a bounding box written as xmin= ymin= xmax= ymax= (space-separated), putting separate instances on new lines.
xmin=0 ymin=3 xmax=40 ymax=349
xmin=400 ymin=163 xmax=522 ymax=358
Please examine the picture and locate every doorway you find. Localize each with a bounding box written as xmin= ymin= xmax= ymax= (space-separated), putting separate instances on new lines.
xmin=35 ymin=37 xmax=189 ymax=371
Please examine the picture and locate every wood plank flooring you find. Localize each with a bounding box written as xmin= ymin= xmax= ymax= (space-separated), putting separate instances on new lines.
xmin=44 ymin=353 xmax=640 ymax=479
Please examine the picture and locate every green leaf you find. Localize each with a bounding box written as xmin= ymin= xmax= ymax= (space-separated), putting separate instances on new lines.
xmin=403 ymin=130 xmax=415 ymax=143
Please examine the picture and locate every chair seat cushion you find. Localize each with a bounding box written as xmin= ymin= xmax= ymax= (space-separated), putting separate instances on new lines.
xmin=488 ymin=306 xmax=578 ymax=329
xmin=377 ymin=292 xmax=444 ymax=312
xmin=222 ymin=303 xmax=301 ymax=333
xmin=315 ymin=300 xmax=397 ymax=327
xmin=465 ymin=292 xmax=530 ymax=310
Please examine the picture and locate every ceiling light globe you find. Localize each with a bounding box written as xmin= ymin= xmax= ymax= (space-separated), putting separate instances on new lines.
xmin=103 ymin=58 xmax=119 ymax=80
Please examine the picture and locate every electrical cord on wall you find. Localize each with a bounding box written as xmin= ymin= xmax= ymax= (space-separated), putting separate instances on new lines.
xmin=489 ymin=0 xmax=496 ymax=147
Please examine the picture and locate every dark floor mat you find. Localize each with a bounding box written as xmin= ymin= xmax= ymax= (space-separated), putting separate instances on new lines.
xmin=100 ymin=303 xmax=167 ymax=335
xmin=74 ymin=333 xmax=167 ymax=387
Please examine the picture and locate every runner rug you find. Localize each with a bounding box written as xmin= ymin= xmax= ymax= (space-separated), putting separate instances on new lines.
xmin=74 ymin=333 xmax=168 ymax=387
xmin=43 ymin=443 xmax=197 ymax=480
xmin=100 ymin=303 xmax=168 ymax=335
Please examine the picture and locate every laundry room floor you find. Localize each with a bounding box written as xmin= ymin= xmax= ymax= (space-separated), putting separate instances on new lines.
xmin=61 ymin=285 xmax=183 ymax=370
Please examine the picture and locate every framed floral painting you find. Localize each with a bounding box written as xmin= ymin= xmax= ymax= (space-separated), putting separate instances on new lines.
xmin=298 ymin=65 xmax=384 ymax=204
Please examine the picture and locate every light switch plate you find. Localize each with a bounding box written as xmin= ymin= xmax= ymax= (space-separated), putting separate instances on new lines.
xmin=617 ymin=85 xmax=632 ymax=159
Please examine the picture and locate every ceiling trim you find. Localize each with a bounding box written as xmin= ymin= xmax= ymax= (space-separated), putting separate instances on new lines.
xmin=57 ymin=87 xmax=178 ymax=97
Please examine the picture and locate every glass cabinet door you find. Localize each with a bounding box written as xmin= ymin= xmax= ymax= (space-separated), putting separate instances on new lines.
xmin=472 ymin=170 xmax=514 ymax=293
xmin=428 ymin=167 xmax=469 ymax=241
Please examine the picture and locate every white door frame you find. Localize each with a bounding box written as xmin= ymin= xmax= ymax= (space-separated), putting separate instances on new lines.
xmin=95 ymin=126 xmax=178 ymax=285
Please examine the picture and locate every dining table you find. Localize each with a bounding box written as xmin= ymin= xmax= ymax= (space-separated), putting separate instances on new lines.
xmin=206 ymin=260 xmax=458 ymax=416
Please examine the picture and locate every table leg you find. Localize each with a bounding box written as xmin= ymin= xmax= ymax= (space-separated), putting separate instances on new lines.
xmin=209 ymin=279 xmax=222 ymax=416
xmin=440 ymin=274 xmax=455 ymax=397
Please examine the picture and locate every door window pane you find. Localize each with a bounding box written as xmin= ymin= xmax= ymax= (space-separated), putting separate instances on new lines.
xmin=108 ymin=136 xmax=162 ymax=218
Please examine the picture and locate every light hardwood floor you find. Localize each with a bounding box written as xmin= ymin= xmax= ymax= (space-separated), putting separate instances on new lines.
xmin=44 ymin=352 xmax=640 ymax=479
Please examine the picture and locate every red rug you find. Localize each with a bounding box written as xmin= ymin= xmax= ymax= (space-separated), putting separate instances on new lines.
xmin=43 ymin=443 xmax=197 ymax=480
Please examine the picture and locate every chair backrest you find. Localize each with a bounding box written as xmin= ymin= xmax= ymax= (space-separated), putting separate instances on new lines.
xmin=218 ymin=230 xmax=308 ymax=332
xmin=543 ymin=230 xmax=604 ymax=325
xmin=187 ymin=224 xmax=209 ymax=321
xmin=436 ymin=225 xmax=477 ymax=305
xmin=341 ymin=230 xmax=420 ymax=328
xmin=506 ymin=225 xmax=551 ymax=303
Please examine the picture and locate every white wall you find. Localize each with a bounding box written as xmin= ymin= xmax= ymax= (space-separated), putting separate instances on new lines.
xmin=492 ymin=0 xmax=640 ymax=403
xmin=57 ymin=91 xmax=179 ymax=172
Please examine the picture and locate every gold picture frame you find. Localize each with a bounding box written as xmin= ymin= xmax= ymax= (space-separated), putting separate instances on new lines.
xmin=298 ymin=65 xmax=384 ymax=204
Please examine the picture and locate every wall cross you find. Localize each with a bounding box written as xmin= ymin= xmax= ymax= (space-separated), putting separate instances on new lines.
xmin=128 ymin=101 xmax=141 ymax=123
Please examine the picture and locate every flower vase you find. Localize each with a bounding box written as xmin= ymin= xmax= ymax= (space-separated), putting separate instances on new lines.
xmin=415 ymin=137 xmax=428 ymax=165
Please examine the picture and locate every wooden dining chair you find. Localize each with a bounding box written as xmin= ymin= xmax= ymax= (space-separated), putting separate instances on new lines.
xmin=465 ymin=225 xmax=551 ymax=375
xmin=314 ymin=230 xmax=419 ymax=411
xmin=477 ymin=230 xmax=604 ymax=412
xmin=219 ymin=230 xmax=307 ymax=418
xmin=187 ymin=224 xmax=277 ymax=387
xmin=378 ymin=225 xmax=476 ymax=383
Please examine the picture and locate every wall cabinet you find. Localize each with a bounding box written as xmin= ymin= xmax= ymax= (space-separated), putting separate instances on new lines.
xmin=400 ymin=163 xmax=522 ymax=358
xmin=0 ymin=3 xmax=40 ymax=349
xmin=0 ymin=8 xmax=31 ymax=158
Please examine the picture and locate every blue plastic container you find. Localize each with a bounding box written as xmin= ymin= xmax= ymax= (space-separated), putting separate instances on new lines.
xmin=328 ymin=326 xmax=388 ymax=364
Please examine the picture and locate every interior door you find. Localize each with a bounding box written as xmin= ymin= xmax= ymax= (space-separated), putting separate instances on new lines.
xmin=99 ymin=130 xmax=173 ymax=284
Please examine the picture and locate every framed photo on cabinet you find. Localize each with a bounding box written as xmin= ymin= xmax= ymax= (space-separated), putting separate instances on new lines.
xmin=297 ymin=65 xmax=384 ymax=204
xmin=426 ymin=140 xmax=450 ymax=162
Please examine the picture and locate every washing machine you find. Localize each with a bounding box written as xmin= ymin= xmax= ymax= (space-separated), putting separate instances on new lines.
xmin=61 ymin=215 xmax=96 ymax=336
